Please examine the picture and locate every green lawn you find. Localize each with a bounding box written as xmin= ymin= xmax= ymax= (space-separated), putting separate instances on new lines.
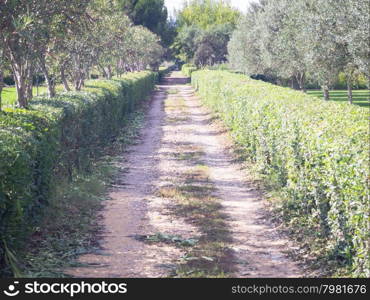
xmin=307 ymin=89 xmax=369 ymax=107
xmin=1 ymin=86 xmax=48 ymax=107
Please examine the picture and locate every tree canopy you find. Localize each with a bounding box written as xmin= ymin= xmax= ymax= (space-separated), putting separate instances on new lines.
xmin=117 ymin=0 xmax=175 ymax=47
xmin=227 ymin=0 xmax=369 ymax=102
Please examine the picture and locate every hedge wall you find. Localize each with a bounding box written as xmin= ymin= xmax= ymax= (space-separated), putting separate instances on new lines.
xmin=0 ymin=71 xmax=157 ymax=273
xmin=191 ymin=70 xmax=369 ymax=277
xmin=181 ymin=64 xmax=197 ymax=77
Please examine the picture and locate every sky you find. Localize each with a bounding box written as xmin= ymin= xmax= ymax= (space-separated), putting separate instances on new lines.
xmin=164 ymin=0 xmax=257 ymax=17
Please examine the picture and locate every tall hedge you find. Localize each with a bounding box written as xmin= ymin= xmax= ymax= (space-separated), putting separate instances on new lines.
xmin=191 ymin=70 xmax=369 ymax=277
xmin=0 ymin=71 xmax=157 ymax=273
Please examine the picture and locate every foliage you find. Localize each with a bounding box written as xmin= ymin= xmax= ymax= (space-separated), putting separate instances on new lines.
xmin=173 ymin=25 xmax=203 ymax=63
xmin=227 ymin=5 xmax=264 ymax=76
xmin=0 ymin=71 xmax=158 ymax=276
xmin=181 ymin=64 xmax=197 ymax=77
xmin=191 ymin=70 xmax=369 ymax=277
xmin=119 ymin=26 xmax=164 ymax=72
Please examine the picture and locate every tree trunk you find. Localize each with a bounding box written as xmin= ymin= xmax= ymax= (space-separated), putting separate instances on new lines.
xmin=322 ymin=85 xmax=330 ymax=101
xmin=44 ymin=73 xmax=55 ymax=98
xmin=4 ymin=36 xmax=35 ymax=108
xmin=347 ymin=79 xmax=353 ymax=105
xmin=75 ymin=76 xmax=83 ymax=91
xmin=97 ymin=64 xmax=107 ymax=78
xmin=26 ymin=80 xmax=33 ymax=100
xmin=60 ymin=66 xmax=70 ymax=91
xmin=35 ymin=73 xmax=39 ymax=96
xmin=74 ymin=73 xmax=83 ymax=91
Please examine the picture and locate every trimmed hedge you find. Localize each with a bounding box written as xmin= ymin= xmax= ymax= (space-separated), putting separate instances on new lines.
xmin=0 ymin=71 xmax=157 ymax=273
xmin=181 ymin=64 xmax=197 ymax=77
xmin=192 ymin=70 xmax=369 ymax=277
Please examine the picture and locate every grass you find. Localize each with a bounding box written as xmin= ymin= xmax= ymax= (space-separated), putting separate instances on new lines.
xmin=166 ymin=88 xmax=179 ymax=94
xmin=13 ymin=108 xmax=147 ymax=277
xmin=307 ymin=89 xmax=369 ymax=107
xmin=1 ymin=85 xmax=66 ymax=107
xmin=230 ymin=141 xmax=358 ymax=277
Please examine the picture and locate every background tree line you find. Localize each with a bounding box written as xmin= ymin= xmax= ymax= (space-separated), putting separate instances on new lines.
xmin=1 ymin=0 xmax=368 ymax=108
xmin=0 ymin=0 xmax=173 ymax=109
xmin=171 ymin=0 xmax=368 ymax=104
xmin=227 ymin=0 xmax=369 ymax=103
xmin=172 ymin=0 xmax=240 ymax=67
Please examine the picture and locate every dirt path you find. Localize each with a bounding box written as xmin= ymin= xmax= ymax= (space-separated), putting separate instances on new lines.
xmin=67 ymin=72 xmax=303 ymax=278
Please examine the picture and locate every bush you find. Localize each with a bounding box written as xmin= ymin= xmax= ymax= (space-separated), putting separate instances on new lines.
xmin=0 ymin=71 xmax=157 ymax=275
xmin=181 ymin=64 xmax=197 ymax=77
xmin=191 ymin=70 xmax=369 ymax=277
xmin=305 ymin=72 xmax=368 ymax=90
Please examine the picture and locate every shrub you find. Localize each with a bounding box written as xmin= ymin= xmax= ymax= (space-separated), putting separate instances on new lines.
xmin=0 ymin=71 xmax=157 ymax=275
xmin=191 ymin=70 xmax=369 ymax=277
xmin=181 ymin=64 xmax=197 ymax=77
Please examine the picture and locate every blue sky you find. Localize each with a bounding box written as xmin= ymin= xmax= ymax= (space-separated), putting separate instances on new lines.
xmin=164 ymin=0 xmax=257 ymax=16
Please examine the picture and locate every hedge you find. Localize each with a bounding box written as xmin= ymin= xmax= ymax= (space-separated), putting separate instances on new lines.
xmin=181 ymin=64 xmax=197 ymax=77
xmin=191 ymin=70 xmax=369 ymax=277
xmin=0 ymin=71 xmax=158 ymax=274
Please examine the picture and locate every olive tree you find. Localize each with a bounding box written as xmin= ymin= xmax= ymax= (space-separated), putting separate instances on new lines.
xmin=0 ymin=0 xmax=91 ymax=105
xmin=0 ymin=49 xmax=4 ymax=111
xmin=0 ymin=0 xmax=41 ymax=107
xmin=228 ymin=3 xmax=265 ymax=75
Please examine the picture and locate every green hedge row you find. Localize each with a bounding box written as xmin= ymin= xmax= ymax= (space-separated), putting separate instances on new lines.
xmin=191 ymin=70 xmax=369 ymax=277
xmin=181 ymin=64 xmax=197 ymax=77
xmin=0 ymin=71 xmax=158 ymax=273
